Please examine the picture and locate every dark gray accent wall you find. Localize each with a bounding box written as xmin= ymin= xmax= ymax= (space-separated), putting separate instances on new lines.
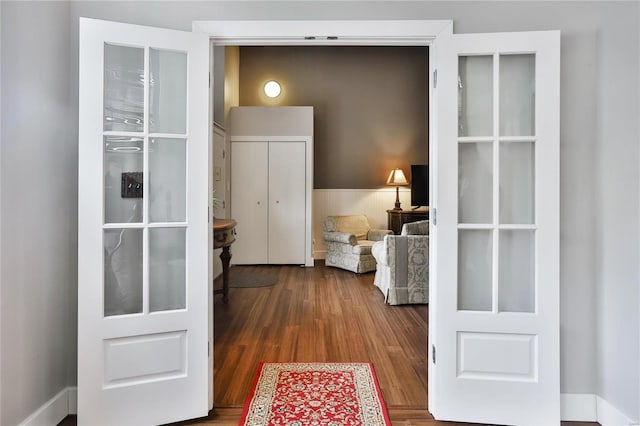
xmin=239 ymin=46 xmax=429 ymax=189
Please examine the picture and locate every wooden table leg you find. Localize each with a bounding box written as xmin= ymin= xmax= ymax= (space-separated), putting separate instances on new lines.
xmin=220 ymin=245 xmax=232 ymax=303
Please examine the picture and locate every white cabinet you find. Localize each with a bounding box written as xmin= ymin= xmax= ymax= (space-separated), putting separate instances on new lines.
xmin=231 ymin=140 xmax=308 ymax=265
xmin=229 ymin=106 xmax=314 ymax=266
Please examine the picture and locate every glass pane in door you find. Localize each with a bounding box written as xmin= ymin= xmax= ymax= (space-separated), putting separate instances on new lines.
xmin=104 ymin=228 xmax=143 ymax=316
xmin=149 ymin=49 xmax=187 ymax=134
xmin=149 ymin=227 xmax=186 ymax=312
xmin=104 ymin=136 xmax=143 ymax=224
xmin=104 ymin=44 xmax=144 ymax=132
xmin=459 ymin=143 xmax=493 ymax=223
xmin=498 ymin=230 xmax=535 ymax=313
xmin=149 ymin=138 xmax=186 ymax=223
xmin=458 ymin=55 xmax=493 ymax=137
xmin=458 ymin=230 xmax=492 ymax=311
xmin=499 ymin=142 xmax=535 ymax=224
xmin=500 ymin=54 xmax=535 ymax=136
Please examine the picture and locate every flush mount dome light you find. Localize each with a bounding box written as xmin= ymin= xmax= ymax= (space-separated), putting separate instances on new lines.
xmin=264 ymin=80 xmax=281 ymax=98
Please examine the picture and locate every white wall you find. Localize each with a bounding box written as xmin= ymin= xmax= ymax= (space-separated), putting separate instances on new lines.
xmin=229 ymin=106 xmax=314 ymax=137
xmin=594 ymin=4 xmax=640 ymax=422
xmin=0 ymin=2 xmax=75 ymax=425
xmin=0 ymin=1 xmax=637 ymax=423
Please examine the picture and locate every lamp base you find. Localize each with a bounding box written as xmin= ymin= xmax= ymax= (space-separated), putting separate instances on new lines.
xmin=392 ymin=186 xmax=402 ymax=210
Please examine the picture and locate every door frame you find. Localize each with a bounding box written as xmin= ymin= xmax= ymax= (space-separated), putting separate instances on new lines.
xmin=195 ymin=18 xmax=450 ymax=413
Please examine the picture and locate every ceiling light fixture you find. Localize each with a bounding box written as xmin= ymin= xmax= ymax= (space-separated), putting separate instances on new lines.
xmin=264 ymin=80 xmax=281 ymax=98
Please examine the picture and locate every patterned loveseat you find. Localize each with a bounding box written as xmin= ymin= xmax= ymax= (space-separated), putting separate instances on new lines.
xmin=371 ymin=220 xmax=429 ymax=305
xmin=323 ymin=215 xmax=392 ymax=273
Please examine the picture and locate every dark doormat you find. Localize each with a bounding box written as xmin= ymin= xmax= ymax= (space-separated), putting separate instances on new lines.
xmin=229 ymin=265 xmax=281 ymax=288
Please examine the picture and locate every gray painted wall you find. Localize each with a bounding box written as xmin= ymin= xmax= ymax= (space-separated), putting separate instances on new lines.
xmin=593 ymin=3 xmax=640 ymax=418
xmin=238 ymin=46 xmax=429 ymax=189
xmin=0 ymin=1 xmax=638 ymax=423
xmin=0 ymin=2 xmax=3 ymax=423
xmin=0 ymin=2 xmax=76 ymax=425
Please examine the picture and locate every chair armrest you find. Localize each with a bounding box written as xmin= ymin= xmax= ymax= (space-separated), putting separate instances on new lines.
xmin=323 ymin=231 xmax=356 ymax=245
xmin=367 ymin=229 xmax=393 ymax=241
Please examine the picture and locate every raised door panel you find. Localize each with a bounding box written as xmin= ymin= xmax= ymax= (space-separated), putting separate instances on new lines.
xmin=268 ymin=142 xmax=306 ymax=264
xmin=231 ymin=142 xmax=268 ymax=264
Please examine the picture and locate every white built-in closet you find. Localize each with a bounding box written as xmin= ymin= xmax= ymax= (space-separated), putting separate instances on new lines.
xmin=229 ymin=107 xmax=314 ymax=266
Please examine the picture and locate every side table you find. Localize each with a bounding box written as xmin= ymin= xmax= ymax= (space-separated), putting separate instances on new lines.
xmin=213 ymin=218 xmax=236 ymax=303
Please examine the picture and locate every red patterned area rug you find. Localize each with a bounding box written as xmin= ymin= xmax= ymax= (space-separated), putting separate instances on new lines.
xmin=239 ymin=362 xmax=391 ymax=426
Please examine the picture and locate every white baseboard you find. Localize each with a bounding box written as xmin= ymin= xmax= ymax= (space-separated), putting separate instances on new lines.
xmin=19 ymin=387 xmax=75 ymax=426
xmin=561 ymin=393 xmax=597 ymax=421
xmin=68 ymin=387 xmax=77 ymax=415
xmin=17 ymin=384 xmax=637 ymax=425
xmin=560 ymin=393 xmax=638 ymax=425
xmin=596 ymin=395 xmax=637 ymax=426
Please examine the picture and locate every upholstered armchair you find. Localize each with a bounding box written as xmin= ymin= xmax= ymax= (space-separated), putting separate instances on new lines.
xmin=323 ymin=215 xmax=393 ymax=273
xmin=371 ymin=220 xmax=429 ymax=305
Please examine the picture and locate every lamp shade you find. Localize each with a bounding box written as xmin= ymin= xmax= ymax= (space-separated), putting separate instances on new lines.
xmin=386 ymin=168 xmax=409 ymax=186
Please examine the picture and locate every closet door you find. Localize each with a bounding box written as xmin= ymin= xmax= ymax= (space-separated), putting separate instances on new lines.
xmin=231 ymin=141 xmax=268 ymax=264
xmin=268 ymin=141 xmax=306 ymax=264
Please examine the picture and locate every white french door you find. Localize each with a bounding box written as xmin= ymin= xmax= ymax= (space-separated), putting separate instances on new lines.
xmin=78 ymin=18 xmax=209 ymax=425
xmin=430 ymin=31 xmax=560 ymax=425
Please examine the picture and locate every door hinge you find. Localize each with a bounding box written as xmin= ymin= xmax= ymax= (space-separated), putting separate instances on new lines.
xmin=432 ymin=207 xmax=437 ymax=226
xmin=433 ymin=69 xmax=437 ymax=88
xmin=208 ymin=341 xmax=211 ymax=357
xmin=222 ymin=149 xmax=226 ymax=159
xmin=432 ymin=344 xmax=436 ymax=364
xmin=209 ymin=72 xmax=211 ymax=88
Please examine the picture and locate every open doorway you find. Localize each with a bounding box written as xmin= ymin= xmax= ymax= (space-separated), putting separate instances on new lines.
xmin=210 ymin=44 xmax=430 ymax=420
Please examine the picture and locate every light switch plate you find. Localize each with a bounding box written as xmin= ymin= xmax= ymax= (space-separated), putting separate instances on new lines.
xmin=121 ymin=172 xmax=143 ymax=198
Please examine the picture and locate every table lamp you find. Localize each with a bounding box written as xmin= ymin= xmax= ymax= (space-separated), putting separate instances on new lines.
xmin=386 ymin=168 xmax=409 ymax=210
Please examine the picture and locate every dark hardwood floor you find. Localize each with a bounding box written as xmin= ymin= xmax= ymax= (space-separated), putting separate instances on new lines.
xmin=212 ymin=262 xmax=428 ymax=412
xmin=60 ymin=261 xmax=600 ymax=425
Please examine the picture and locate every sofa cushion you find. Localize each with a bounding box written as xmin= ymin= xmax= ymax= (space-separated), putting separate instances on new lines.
xmin=352 ymin=240 xmax=376 ymax=255
xmin=323 ymin=215 xmax=370 ymax=240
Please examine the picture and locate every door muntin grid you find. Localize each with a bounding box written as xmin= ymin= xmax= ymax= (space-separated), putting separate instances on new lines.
xmin=102 ymin=43 xmax=189 ymax=317
xmin=457 ymin=53 xmax=537 ymax=314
